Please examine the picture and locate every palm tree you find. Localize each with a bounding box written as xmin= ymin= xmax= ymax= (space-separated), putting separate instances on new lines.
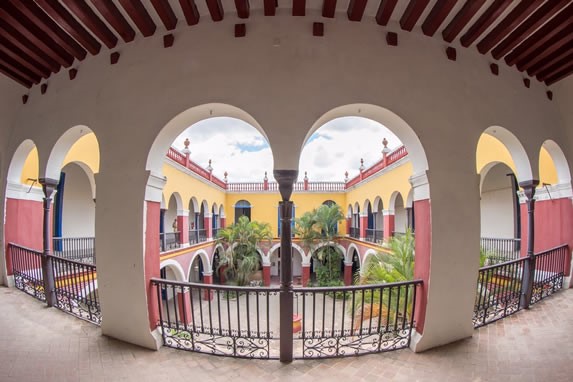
xmin=216 ymin=216 xmax=272 ymax=286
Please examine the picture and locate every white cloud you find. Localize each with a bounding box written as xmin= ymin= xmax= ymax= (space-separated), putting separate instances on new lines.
xmin=173 ymin=116 xmax=402 ymax=182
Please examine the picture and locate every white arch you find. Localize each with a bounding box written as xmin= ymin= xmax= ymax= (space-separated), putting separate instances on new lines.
xmin=347 ymin=204 xmax=353 ymax=217
xmin=542 ymin=140 xmax=571 ymax=185
xmin=406 ymin=189 xmax=414 ymax=208
xmin=362 ymin=199 xmax=372 ymax=214
xmin=305 ymin=104 xmax=429 ymax=176
xmin=200 ymin=200 xmax=209 ymax=215
xmin=268 ymin=242 xmax=308 ymax=264
xmin=373 ymin=196 xmax=383 ymax=212
xmin=64 ymin=161 xmax=96 ymax=199
xmin=159 ymin=259 xmax=186 ymax=281
xmin=45 ymin=125 xmax=96 ymax=180
xmin=187 ymin=249 xmax=211 ymax=277
xmin=211 ymin=202 xmax=218 ymax=214
xmin=7 ymin=139 xmax=37 ymax=185
xmin=160 ymin=193 xmax=166 ymax=209
xmin=389 ymin=191 xmax=404 ymax=211
xmin=360 ymin=249 xmax=379 ymax=276
xmin=146 ymin=103 xmax=268 ymax=178
xmin=345 ymin=243 xmax=361 ymax=263
xmin=482 ymin=126 xmax=532 ymax=182
xmin=353 ymin=202 xmax=360 ymax=213
xmin=313 ymin=241 xmax=346 ymax=260
xmin=166 ymin=192 xmax=183 ymax=211
xmin=479 ymin=161 xmax=514 ymax=194
xmin=189 ymin=197 xmax=199 ymax=213
xmin=219 ymin=204 xmax=225 ymax=218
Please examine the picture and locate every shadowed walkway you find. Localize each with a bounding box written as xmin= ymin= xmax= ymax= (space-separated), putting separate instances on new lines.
xmin=0 ymin=286 xmax=572 ymax=381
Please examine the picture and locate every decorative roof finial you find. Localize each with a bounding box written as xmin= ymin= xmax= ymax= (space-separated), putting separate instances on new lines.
xmin=264 ymin=171 xmax=268 ymax=181
xmin=304 ymin=171 xmax=308 ymax=181
xmin=359 ymin=158 xmax=365 ymax=172
xmin=182 ymin=138 xmax=191 ymax=155
xmin=207 ymin=159 xmax=213 ymax=172
xmin=344 ymin=171 xmax=349 ymax=183
xmin=224 ymin=171 xmax=228 ymax=183
xmin=382 ymin=137 xmax=391 ymax=155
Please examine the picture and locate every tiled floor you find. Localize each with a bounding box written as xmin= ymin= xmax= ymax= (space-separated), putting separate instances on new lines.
xmin=1 ymin=286 xmax=572 ymax=382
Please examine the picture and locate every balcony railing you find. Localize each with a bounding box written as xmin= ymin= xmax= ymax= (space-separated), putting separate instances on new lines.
xmin=160 ymin=232 xmax=180 ymax=252
xmin=349 ymin=227 xmax=360 ymax=239
xmin=52 ymin=237 xmax=95 ymax=264
xmin=480 ymin=237 xmax=521 ymax=264
xmin=226 ymin=181 xmax=345 ymax=192
xmin=365 ymin=229 xmax=384 ymax=243
xmin=167 ymin=147 xmax=227 ymax=189
xmin=151 ymin=278 xmax=422 ymax=359
xmin=9 ymin=243 xmax=45 ymax=302
xmin=212 ymin=228 xmax=220 ymax=238
xmin=198 ymin=229 xmax=207 ymax=242
xmin=346 ymin=146 xmax=408 ymax=189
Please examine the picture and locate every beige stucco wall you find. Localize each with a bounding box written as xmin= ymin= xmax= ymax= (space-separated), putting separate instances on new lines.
xmin=0 ymin=12 xmax=570 ymax=351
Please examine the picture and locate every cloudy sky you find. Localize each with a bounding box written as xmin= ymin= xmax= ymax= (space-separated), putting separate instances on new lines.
xmin=174 ymin=117 xmax=402 ymax=182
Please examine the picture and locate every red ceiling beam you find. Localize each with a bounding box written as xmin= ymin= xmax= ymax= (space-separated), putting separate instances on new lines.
xmin=90 ymin=0 xmax=135 ymax=42
xmin=491 ymin=0 xmax=569 ymax=60
xmin=11 ymin=1 xmax=87 ymax=61
xmin=0 ymin=54 xmax=41 ymax=85
xmin=476 ymin=0 xmax=543 ymax=54
xmin=537 ymin=52 xmax=573 ymax=82
xmin=517 ymin=26 xmax=573 ymax=72
xmin=35 ymin=0 xmax=101 ymax=56
xmin=545 ymin=62 xmax=573 ymax=86
xmin=442 ymin=0 xmax=486 ymax=43
xmin=206 ymin=0 xmax=224 ymax=21
xmin=460 ymin=0 xmax=511 ymax=47
xmin=422 ymin=0 xmax=458 ymax=37
xmin=0 ymin=62 xmax=33 ymax=88
xmin=348 ymin=0 xmax=368 ymax=22
xmin=400 ymin=0 xmax=430 ymax=31
xmin=235 ymin=0 xmax=250 ymax=19
xmin=376 ymin=0 xmax=398 ymax=26
xmin=323 ymin=0 xmax=337 ymax=18
xmin=0 ymin=24 xmax=59 ymax=73
xmin=150 ymin=0 xmax=178 ymax=30
xmin=0 ymin=36 xmax=51 ymax=78
xmin=505 ymin=5 xmax=573 ymax=67
xmin=293 ymin=0 xmax=306 ymax=16
xmin=118 ymin=0 xmax=157 ymax=37
xmin=62 ymin=0 xmax=118 ymax=49
xmin=264 ymin=0 xmax=276 ymax=16
xmin=0 ymin=4 xmax=74 ymax=68
xmin=179 ymin=0 xmax=200 ymax=25
xmin=528 ymin=41 xmax=573 ymax=77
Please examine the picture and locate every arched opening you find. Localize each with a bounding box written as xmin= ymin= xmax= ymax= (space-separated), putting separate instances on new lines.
xmin=211 ymin=203 xmax=220 ymax=237
xmin=364 ymin=200 xmax=374 ymax=242
xmin=351 ymin=203 xmax=361 ymax=239
xmin=351 ymin=248 xmax=360 ymax=284
xmin=269 ymin=245 xmax=304 ymax=285
xmin=162 ymin=193 xmax=182 ymax=251
xmin=234 ymin=200 xmax=251 ymax=223
xmin=311 ymin=244 xmax=345 ymax=285
xmin=189 ymin=255 xmax=205 ymax=283
xmin=393 ymin=193 xmax=408 ymax=237
xmin=373 ymin=197 xmax=384 ymax=243
xmin=188 ymin=197 xmax=199 ymax=244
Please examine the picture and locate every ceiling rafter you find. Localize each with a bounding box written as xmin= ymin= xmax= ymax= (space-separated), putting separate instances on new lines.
xmin=516 ymin=26 xmax=573 ymax=72
xmin=545 ymin=61 xmax=573 ymax=86
xmin=118 ymin=0 xmax=157 ymax=37
xmin=0 ymin=4 xmax=74 ymax=68
xmin=491 ymin=0 xmax=570 ymax=60
xmin=62 ymin=0 xmax=118 ymax=49
xmin=459 ymin=0 xmax=512 ymax=48
xmin=527 ymin=41 xmax=573 ymax=77
xmin=235 ymin=0 xmax=250 ymax=19
xmin=476 ymin=0 xmax=543 ymax=55
xmin=376 ymin=0 xmax=398 ymax=26
xmin=0 ymin=35 xmax=51 ymax=78
xmin=0 ymin=62 xmax=33 ymax=88
xmin=206 ymin=0 xmax=224 ymax=21
xmin=35 ymin=0 xmax=101 ymax=56
xmin=422 ymin=0 xmax=458 ymax=37
xmin=150 ymin=0 xmax=178 ymax=30
xmin=348 ymin=0 xmax=368 ymax=22
xmin=323 ymin=0 xmax=337 ymax=18
xmin=89 ymin=0 xmax=135 ymax=42
xmin=537 ymin=52 xmax=573 ymax=82
xmin=400 ymin=0 xmax=431 ymax=32
xmin=179 ymin=0 xmax=200 ymax=25
xmin=0 ymin=54 xmax=41 ymax=85
xmin=442 ymin=0 xmax=486 ymax=43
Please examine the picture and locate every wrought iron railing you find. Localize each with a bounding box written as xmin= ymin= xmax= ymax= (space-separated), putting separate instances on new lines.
xmin=198 ymin=229 xmax=207 ymax=242
xmin=9 ymin=243 xmax=45 ymax=302
xmin=151 ymin=278 xmax=281 ymax=359
xmin=160 ymin=232 xmax=180 ymax=252
xmin=212 ymin=228 xmax=220 ymax=239
xmin=530 ymin=245 xmax=567 ymax=305
xmin=480 ymin=237 xmax=521 ymax=264
xmin=189 ymin=229 xmax=199 ymax=245
xmin=52 ymin=236 xmax=95 ymax=264
xmin=365 ymin=229 xmax=384 ymax=243
xmin=349 ymin=227 xmax=360 ymax=239
xmin=473 ymin=257 xmax=526 ymax=328
xmin=49 ymin=254 xmax=101 ymax=325
xmin=294 ymin=280 xmax=422 ymax=358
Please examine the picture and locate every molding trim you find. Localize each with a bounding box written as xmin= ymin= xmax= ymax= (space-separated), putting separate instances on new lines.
xmin=409 ymin=171 xmax=430 ymax=201
xmin=5 ymin=182 xmax=45 ymax=202
xmin=145 ymin=173 xmax=167 ymax=202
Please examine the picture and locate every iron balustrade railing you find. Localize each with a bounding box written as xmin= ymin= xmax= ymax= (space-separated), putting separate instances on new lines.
xmin=473 ymin=257 xmax=526 ymax=328
xmin=480 ymin=237 xmax=521 ymax=264
xmin=189 ymin=229 xmax=199 ymax=245
xmin=52 ymin=237 xmax=95 ymax=264
xmin=365 ymin=229 xmax=384 ymax=243
xmin=49 ymin=254 xmax=101 ymax=325
xmin=530 ymin=245 xmax=567 ymax=305
xmin=212 ymin=228 xmax=220 ymax=239
xmin=294 ymin=280 xmax=422 ymax=358
xmin=349 ymin=227 xmax=360 ymax=239
xmin=9 ymin=243 xmax=45 ymax=302
xmin=160 ymin=232 xmax=181 ymax=252
xmin=198 ymin=229 xmax=207 ymax=242
xmin=151 ymin=278 xmax=281 ymax=359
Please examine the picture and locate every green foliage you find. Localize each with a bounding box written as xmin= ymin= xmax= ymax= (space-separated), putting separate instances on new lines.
xmin=294 ymin=203 xmax=345 ymax=286
xmin=216 ymin=216 xmax=272 ymax=286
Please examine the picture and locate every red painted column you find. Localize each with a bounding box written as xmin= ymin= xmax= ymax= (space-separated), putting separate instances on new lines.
xmin=203 ymin=273 xmax=213 ymax=300
xmin=177 ymin=291 xmax=193 ymax=324
xmin=359 ymin=215 xmax=367 ymax=239
xmin=301 ymin=265 xmax=310 ymax=286
xmin=262 ymin=264 xmax=271 ymax=286
xmin=383 ymin=212 xmax=395 ymax=241
xmin=344 ymin=263 xmax=353 ymax=286
xmin=204 ymin=216 xmax=213 ymax=240
xmin=346 ymin=217 xmax=351 ymax=235
xmin=145 ymin=201 xmax=161 ymax=330
xmin=220 ymin=217 xmax=226 ymax=228
xmin=413 ymin=199 xmax=431 ymax=334
xmin=177 ymin=214 xmax=189 ymax=245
